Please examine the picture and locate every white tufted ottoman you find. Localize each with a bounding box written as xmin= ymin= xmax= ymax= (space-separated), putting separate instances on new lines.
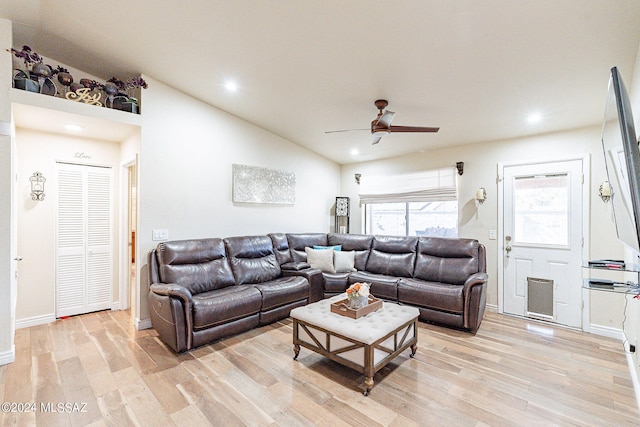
xmin=290 ymin=294 xmax=419 ymax=395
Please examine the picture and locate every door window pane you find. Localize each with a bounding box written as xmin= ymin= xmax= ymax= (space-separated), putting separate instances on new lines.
xmin=514 ymin=175 xmax=568 ymax=246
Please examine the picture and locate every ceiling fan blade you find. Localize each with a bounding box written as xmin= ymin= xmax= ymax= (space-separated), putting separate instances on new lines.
xmin=388 ymin=125 xmax=440 ymax=133
xmin=376 ymin=110 xmax=396 ymax=128
xmin=371 ymin=135 xmax=382 ymax=145
xmin=324 ymin=128 xmax=369 ymax=134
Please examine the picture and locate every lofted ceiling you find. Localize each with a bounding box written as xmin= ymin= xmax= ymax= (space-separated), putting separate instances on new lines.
xmin=2 ymin=1 xmax=640 ymax=165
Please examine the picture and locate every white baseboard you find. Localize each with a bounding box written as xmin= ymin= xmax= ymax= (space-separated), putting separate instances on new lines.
xmin=589 ymin=323 xmax=625 ymax=340
xmin=111 ymin=302 xmax=120 ymax=311
xmin=0 ymin=346 xmax=15 ymax=366
xmin=485 ymin=303 xmax=498 ymax=313
xmin=15 ymin=313 xmax=56 ymax=329
xmin=136 ymin=317 xmax=152 ymax=330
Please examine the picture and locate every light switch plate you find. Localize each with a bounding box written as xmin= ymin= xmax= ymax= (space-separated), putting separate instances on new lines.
xmin=152 ymin=229 xmax=169 ymax=241
xmin=489 ymin=229 xmax=497 ymax=240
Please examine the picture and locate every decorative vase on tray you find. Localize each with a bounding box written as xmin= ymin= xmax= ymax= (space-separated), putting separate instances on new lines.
xmin=346 ymin=282 xmax=370 ymax=309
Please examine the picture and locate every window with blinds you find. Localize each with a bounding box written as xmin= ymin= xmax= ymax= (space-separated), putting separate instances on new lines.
xmin=360 ymin=167 xmax=458 ymax=237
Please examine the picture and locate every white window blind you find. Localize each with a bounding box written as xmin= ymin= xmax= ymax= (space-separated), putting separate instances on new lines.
xmin=358 ymin=167 xmax=457 ymax=204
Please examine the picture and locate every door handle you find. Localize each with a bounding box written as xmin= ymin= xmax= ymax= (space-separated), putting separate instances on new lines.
xmin=505 ymin=246 xmax=512 ymax=257
xmin=14 ymin=256 xmax=22 ymax=261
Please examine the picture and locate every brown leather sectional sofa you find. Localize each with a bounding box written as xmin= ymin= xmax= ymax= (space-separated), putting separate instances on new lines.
xmin=148 ymin=232 xmax=488 ymax=352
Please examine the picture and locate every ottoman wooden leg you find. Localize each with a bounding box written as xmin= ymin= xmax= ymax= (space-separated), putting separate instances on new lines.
xmin=293 ymin=344 xmax=300 ymax=360
xmin=364 ymin=376 xmax=374 ymax=396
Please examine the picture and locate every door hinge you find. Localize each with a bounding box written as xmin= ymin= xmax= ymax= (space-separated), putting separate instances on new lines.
xmin=582 ymin=174 xmax=584 ymax=184
xmin=582 ymin=237 xmax=584 ymax=247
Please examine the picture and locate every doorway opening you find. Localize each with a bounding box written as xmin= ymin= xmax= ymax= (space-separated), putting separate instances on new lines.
xmin=124 ymin=160 xmax=137 ymax=312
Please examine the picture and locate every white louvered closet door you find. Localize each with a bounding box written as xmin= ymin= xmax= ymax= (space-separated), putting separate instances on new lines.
xmin=56 ymin=163 xmax=113 ymax=317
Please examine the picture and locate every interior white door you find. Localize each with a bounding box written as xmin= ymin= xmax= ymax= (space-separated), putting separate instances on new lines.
xmin=56 ymin=163 xmax=112 ymax=317
xmin=502 ymin=159 xmax=584 ymax=328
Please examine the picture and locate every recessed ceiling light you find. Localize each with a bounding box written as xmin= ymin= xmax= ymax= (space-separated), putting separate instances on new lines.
xmin=224 ymin=80 xmax=238 ymax=92
xmin=527 ymin=112 xmax=542 ymax=124
xmin=350 ymin=149 xmax=359 ymax=156
xmin=65 ymin=124 xmax=84 ymax=131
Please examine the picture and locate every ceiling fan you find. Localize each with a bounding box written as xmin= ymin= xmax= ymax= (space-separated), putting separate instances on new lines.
xmin=326 ymin=99 xmax=440 ymax=144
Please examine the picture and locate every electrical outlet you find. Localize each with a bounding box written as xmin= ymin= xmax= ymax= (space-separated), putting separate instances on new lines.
xmin=489 ymin=229 xmax=497 ymax=240
xmin=152 ymin=229 xmax=169 ymax=241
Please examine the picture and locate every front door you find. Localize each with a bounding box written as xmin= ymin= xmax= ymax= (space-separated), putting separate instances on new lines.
xmin=501 ymin=159 xmax=585 ymax=328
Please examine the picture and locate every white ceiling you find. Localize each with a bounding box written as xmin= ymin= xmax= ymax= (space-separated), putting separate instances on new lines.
xmin=2 ymin=1 xmax=640 ymax=165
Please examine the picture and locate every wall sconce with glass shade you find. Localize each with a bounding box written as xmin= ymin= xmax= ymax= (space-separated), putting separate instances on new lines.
xmin=29 ymin=171 xmax=46 ymax=201
xmin=598 ymin=181 xmax=612 ymax=203
xmin=475 ymin=187 xmax=487 ymax=205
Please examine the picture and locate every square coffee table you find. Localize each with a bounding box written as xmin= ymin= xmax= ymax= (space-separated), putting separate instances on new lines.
xmin=290 ymin=294 xmax=419 ymax=395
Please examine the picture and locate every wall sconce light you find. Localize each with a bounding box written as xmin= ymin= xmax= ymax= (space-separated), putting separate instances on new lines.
xmin=30 ymin=171 xmax=46 ymax=201
xmin=598 ymin=181 xmax=612 ymax=203
xmin=476 ymin=187 xmax=487 ymax=205
xmin=456 ymin=162 xmax=464 ymax=175
xmin=355 ymin=173 xmax=361 ymax=185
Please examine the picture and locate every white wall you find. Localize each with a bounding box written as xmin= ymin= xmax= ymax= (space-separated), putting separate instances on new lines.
xmin=137 ymin=77 xmax=341 ymax=322
xmin=15 ymin=129 xmax=122 ymax=325
xmin=340 ymin=125 xmax=624 ymax=326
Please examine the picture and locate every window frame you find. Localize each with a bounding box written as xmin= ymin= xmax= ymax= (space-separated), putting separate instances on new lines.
xmin=363 ymin=200 xmax=458 ymax=237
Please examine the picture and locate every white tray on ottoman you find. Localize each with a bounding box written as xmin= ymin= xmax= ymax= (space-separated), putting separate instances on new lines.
xmin=290 ymin=294 xmax=419 ymax=395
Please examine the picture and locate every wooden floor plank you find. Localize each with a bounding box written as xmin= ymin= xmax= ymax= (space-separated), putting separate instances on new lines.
xmin=1 ymin=309 xmax=638 ymax=426
xmin=57 ymin=356 xmax=102 ymax=426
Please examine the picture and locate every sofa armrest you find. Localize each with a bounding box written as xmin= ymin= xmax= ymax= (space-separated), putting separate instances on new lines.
xmin=150 ymin=283 xmax=194 ymax=304
xmin=462 ymin=272 xmax=488 ymax=331
xmin=149 ymin=283 xmax=194 ymax=350
xmin=462 ymin=272 xmax=488 ymax=292
xmin=281 ymin=268 xmax=324 ymax=303
xmin=281 ymin=261 xmax=311 ymax=271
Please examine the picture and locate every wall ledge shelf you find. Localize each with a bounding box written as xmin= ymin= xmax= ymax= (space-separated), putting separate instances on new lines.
xmin=9 ymin=88 xmax=141 ymax=141
xmin=10 ymin=88 xmax=142 ymax=127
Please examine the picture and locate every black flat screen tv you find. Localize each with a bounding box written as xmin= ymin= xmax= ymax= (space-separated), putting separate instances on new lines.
xmin=601 ymin=66 xmax=640 ymax=254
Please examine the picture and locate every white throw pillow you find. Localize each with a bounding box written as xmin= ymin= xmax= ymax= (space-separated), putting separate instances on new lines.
xmin=305 ymin=247 xmax=335 ymax=273
xmin=334 ymin=250 xmax=356 ymax=272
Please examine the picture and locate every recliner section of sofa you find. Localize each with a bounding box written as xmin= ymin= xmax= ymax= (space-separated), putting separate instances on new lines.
xmin=148 ymin=232 xmax=488 ymax=353
xmin=284 ymin=232 xmax=488 ymax=332
xmin=148 ymin=236 xmax=310 ymax=352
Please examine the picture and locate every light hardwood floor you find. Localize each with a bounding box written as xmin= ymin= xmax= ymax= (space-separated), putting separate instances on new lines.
xmin=0 ymin=309 xmax=638 ymax=426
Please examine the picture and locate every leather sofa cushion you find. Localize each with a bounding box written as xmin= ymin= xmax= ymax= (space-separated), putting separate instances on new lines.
xmin=365 ymin=235 xmax=418 ymax=277
xmin=398 ymin=278 xmax=464 ymax=313
xmin=224 ymin=236 xmax=281 ymax=284
xmin=349 ymin=271 xmax=399 ymax=301
xmin=253 ymin=276 xmax=309 ymax=310
xmin=156 ymin=238 xmax=235 ymax=294
xmin=414 ymin=237 xmax=480 ymax=286
xmin=322 ymin=272 xmax=350 ymax=294
xmin=268 ymin=233 xmax=292 ymax=265
xmin=192 ymin=285 xmax=263 ymax=330
xmin=286 ymin=233 xmax=328 ymax=262
xmin=328 ymin=233 xmax=373 ymax=271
